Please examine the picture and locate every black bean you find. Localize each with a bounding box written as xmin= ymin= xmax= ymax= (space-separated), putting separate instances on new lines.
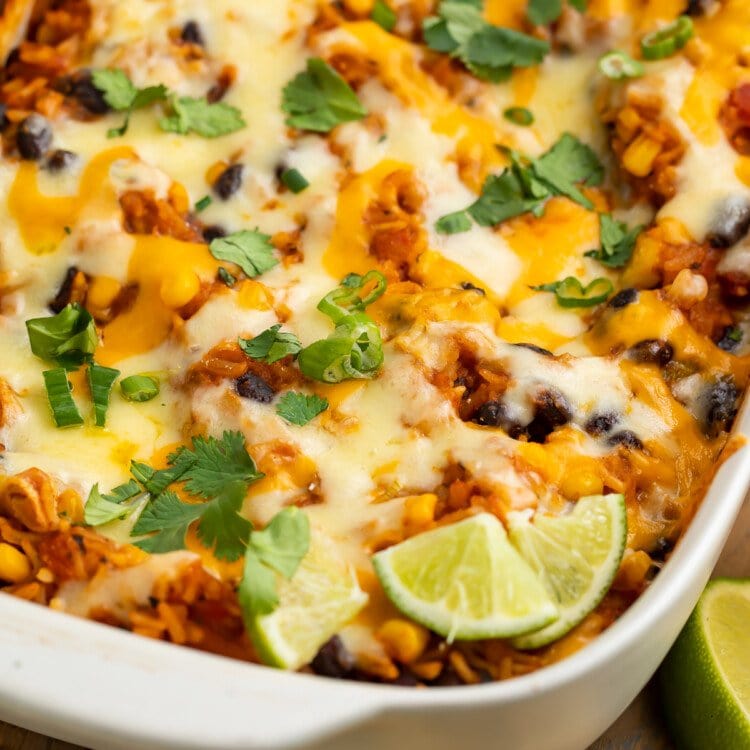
xmin=48 ymin=266 xmax=80 ymax=313
xmin=429 ymin=667 xmax=462 ymax=687
xmin=0 ymin=103 xmax=8 ymax=132
xmin=685 ymin=0 xmax=714 ymax=15
xmin=45 ymin=149 xmax=77 ymax=172
xmin=513 ymin=342 xmax=553 ymax=357
xmin=585 ymin=412 xmax=619 ymax=436
xmin=629 ymin=339 xmax=674 ymax=367
xmin=460 ymin=281 xmax=486 ymax=295
xmin=704 ymin=377 xmax=738 ymax=434
xmin=716 ymin=325 xmax=743 ymax=353
xmin=180 ymin=20 xmax=205 ymax=45
xmin=607 ymin=430 xmax=643 ymax=449
xmin=69 ymin=71 xmax=110 ymax=114
xmin=213 ymin=164 xmax=244 ymax=200
xmin=310 ymin=636 xmax=354 ymax=679
xmin=608 ymin=288 xmax=638 ymax=309
xmin=391 ymin=670 xmax=420 ymax=687
xmin=706 ymin=197 xmax=750 ymax=248
xmin=472 ymin=400 xmax=505 ymax=427
xmin=16 ymin=114 xmax=52 ymax=160
xmin=651 ymin=536 xmax=675 ymax=562
xmin=527 ymin=387 xmax=572 ymax=443
xmin=202 ymin=224 xmax=227 ymax=243
xmin=235 ymin=372 xmax=275 ymax=403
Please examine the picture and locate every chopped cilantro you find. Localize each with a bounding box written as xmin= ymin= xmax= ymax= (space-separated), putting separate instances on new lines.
xmin=585 ymin=214 xmax=643 ymax=268
xmin=131 ymin=490 xmax=206 ymax=554
xmin=160 ymin=96 xmax=246 ymax=138
xmin=275 ymin=392 xmax=329 ymax=426
xmin=209 ymin=230 xmax=278 ymax=278
xmin=281 ymin=58 xmax=367 ymax=133
xmin=84 ymin=481 xmax=142 ymax=526
xmin=238 ymin=324 xmax=302 ymax=364
xmin=91 ymin=69 xmax=167 ymax=137
xmin=435 ymin=210 xmax=473 ymax=234
xmin=436 ymin=133 xmax=603 ymax=232
xmin=423 ymin=1 xmax=549 ymax=82
xmin=371 ymin=0 xmax=397 ymax=31
xmin=238 ymin=506 xmax=310 ymax=615
xmin=167 ymin=431 xmax=264 ymax=499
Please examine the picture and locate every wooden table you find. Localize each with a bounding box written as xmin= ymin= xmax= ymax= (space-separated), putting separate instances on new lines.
xmin=2 ymin=496 xmax=748 ymax=750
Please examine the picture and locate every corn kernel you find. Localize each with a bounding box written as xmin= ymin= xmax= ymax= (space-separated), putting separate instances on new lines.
xmin=342 ymin=0 xmax=374 ymax=14
xmin=160 ymin=270 xmax=201 ymax=309
xmin=560 ymin=471 xmax=603 ymax=499
xmin=404 ymin=493 xmax=437 ymax=528
xmin=667 ymin=269 xmax=708 ymax=308
xmin=377 ymin=618 xmax=430 ymax=663
xmin=87 ymin=276 xmax=121 ymax=310
xmin=622 ymin=134 xmax=662 ymax=178
xmin=0 ymin=543 xmax=31 ymax=583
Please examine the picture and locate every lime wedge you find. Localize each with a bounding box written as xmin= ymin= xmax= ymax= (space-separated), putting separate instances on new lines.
xmin=247 ymin=537 xmax=368 ymax=670
xmin=508 ymin=493 xmax=627 ymax=649
xmin=660 ymin=579 xmax=750 ymax=750
xmin=372 ymin=513 xmax=558 ymax=641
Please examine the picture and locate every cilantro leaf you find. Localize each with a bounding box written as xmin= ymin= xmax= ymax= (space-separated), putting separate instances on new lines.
xmin=91 ymin=69 xmax=137 ymax=110
xmin=132 ymin=490 xmax=205 ymax=554
xmin=423 ymin=1 xmax=549 ymax=82
xmin=91 ymin=70 xmax=167 ymax=137
xmin=585 ymin=214 xmax=642 ymax=268
xmin=167 ymin=430 xmax=263 ymax=499
xmin=84 ymin=482 xmax=142 ymax=526
xmin=282 ymin=58 xmax=367 ymax=133
xmin=130 ymin=452 xmax=196 ymax=497
xmin=209 ymin=230 xmax=278 ymax=278
xmin=528 ymin=0 xmax=587 ymax=24
xmin=238 ymin=506 xmax=310 ymax=616
xmin=194 ymin=481 xmax=252 ymax=561
xmin=468 ymin=170 xmax=543 ymax=226
xmin=160 ymin=96 xmax=246 ymax=138
xmin=532 ymin=132 xmax=603 ymax=209
xmin=238 ymin=324 xmax=302 ymax=364
xmin=275 ymin=392 xmax=329 ymax=426
xmin=436 ymin=133 xmax=603 ymax=231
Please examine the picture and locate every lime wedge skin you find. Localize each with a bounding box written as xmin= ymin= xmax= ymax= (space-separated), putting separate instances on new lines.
xmin=660 ymin=578 xmax=750 ymax=750
xmin=508 ymin=493 xmax=627 ymax=650
xmin=247 ymin=541 xmax=368 ymax=670
xmin=372 ymin=513 xmax=558 ymax=641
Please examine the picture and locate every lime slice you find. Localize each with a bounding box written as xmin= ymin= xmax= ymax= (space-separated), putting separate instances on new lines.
xmin=508 ymin=493 xmax=627 ymax=649
xmin=372 ymin=513 xmax=558 ymax=641
xmin=660 ymin=579 xmax=750 ymax=750
xmin=247 ymin=537 xmax=368 ymax=670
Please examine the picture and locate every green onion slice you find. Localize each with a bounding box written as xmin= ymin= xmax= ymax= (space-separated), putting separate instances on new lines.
xmin=641 ymin=16 xmax=693 ymax=61
xmin=43 ymin=368 xmax=84 ymax=428
xmin=598 ymin=51 xmax=645 ymax=80
xmin=26 ymin=303 xmax=98 ymax=370
xmin=503 ymin=107 xmax=534 ymax=126
xmin=195 ymin=195 xmax=212 ymax=212
xmin=532 ymin=276 xmax=614 ymax=308
xmin=298 ymin=315 xmax=384 ymax=383
xmin=120 ymin=374 xmax=160 ymax=402
xmin=317 ymin=270 xmax=387 ymax=325
xmin=218 ymin=267 xmax=236 ymax=287
xmin=371 ymin=0 xmax=397 ymax=32
xmin=88 ymin=363 xmax=120 ymax=427
xmin=280 ymin=167 xmax=310 ymax=194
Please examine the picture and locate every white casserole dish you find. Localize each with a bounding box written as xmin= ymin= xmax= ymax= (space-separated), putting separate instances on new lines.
xmin=0 ymin=403 xmax=748 ymax=750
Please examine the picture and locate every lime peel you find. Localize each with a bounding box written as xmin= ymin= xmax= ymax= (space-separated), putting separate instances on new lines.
xmin=508 ymin=493 xmax=627 ymax=649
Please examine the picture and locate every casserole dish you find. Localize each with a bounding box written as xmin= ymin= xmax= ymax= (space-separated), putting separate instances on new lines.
xmin=2 ymin=1 xmax=750 ymax=748
xmin=0 ymin=405 xmax=747 ymax=750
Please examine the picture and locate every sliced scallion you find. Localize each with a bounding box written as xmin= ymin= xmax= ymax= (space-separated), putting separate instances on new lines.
xmin=88 ymin=363 xmax=120 ymax=427
xmin=503 ymin=107 xmax=535 ymax=126
xmin=43 ymin=368 xmax=84 ymax=428
xmin=280 ymin=168 xmax=310 ymax=194
xmin=598 ymin=51 xmax=645 ymax=80
xmin=120 ymin=374 xmax=160 ymax=402
xmin=641 ymin=16 xmax=693 ymax=61
xmin=532 ymin=276 xmax=613 ymax=308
